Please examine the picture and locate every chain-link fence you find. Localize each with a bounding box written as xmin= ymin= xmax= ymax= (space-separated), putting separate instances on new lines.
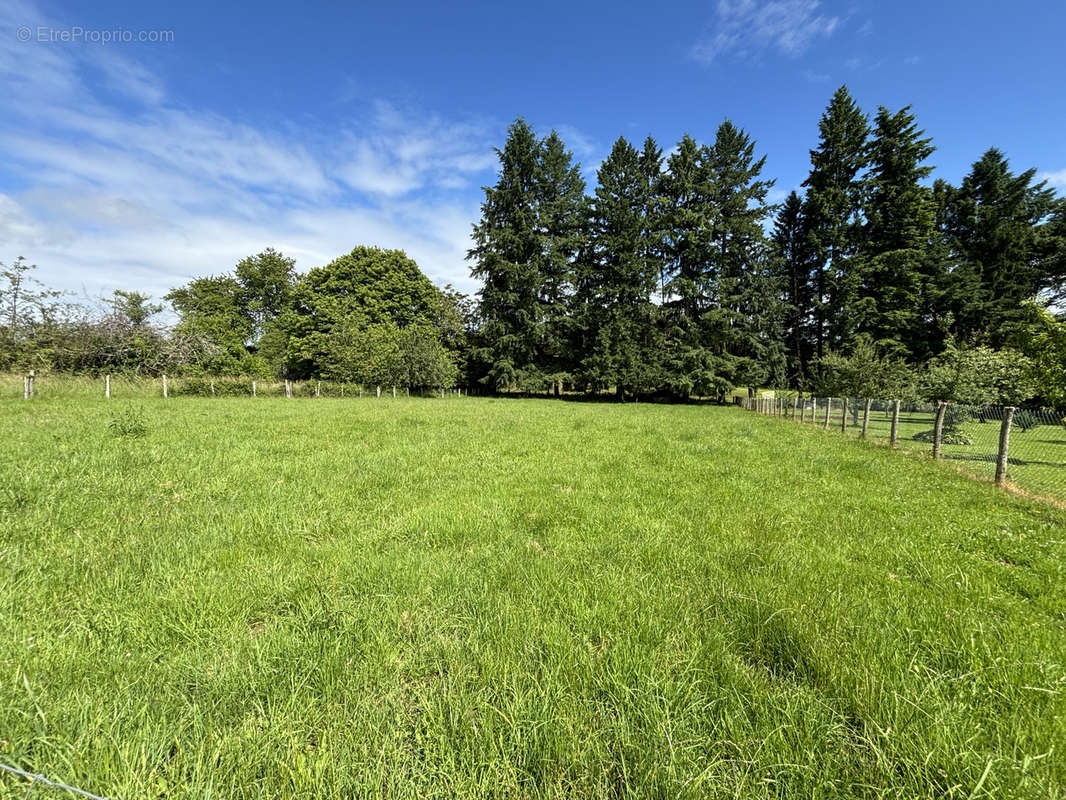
xmin=741 ymin=395 xmax=1066 ymax=504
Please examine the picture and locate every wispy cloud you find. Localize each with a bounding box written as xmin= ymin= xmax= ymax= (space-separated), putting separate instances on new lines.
xmin=691 ymin=0 xmax=841 ymax=65
xmin=0 ymin=0 xmax=505 ymax=302
xmin=1039 ymin=169 xmax=1066 ymax=190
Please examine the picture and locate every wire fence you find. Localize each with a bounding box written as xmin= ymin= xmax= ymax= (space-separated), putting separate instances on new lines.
xmin=741 ymin=395 xmax=1066 ymax=504
xmin=1 ymin=372 xmax=469 ymax=401
xmin=0 ymin=761 xmax=110 ymax=800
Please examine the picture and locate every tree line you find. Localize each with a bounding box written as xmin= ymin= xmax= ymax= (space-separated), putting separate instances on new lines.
xmin=468 ymin=86 xmax=1066 ymax=405
xmin=3 ymin=85 xmax=1065 ymax=405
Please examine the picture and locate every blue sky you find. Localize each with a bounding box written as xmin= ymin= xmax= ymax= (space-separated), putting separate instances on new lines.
xmin=2 ymin=0 xmax=1064 ymax=304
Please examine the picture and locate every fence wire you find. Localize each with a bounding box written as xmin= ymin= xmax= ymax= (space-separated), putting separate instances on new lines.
xmin=0 ymin=762 xmax=110 ymax=800
xmin=742 ymin=395 xmax=1066 ymax=504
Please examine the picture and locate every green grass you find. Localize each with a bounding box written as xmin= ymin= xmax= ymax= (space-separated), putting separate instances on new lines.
xmin=786 ymin=402 xmax=1066 ymax=503
xmin=2 ymin=396 xmax=1065 ymax=799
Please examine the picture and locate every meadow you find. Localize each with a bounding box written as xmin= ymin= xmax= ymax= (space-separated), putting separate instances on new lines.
xmin=1 ymin=394 xmax=1065 ymax=798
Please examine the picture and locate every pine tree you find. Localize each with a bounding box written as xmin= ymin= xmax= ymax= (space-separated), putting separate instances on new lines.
xmin=940 ymin=148 xmax=1059 ymax=346
xmin=702 ymin=121 xmax=782 ymax=395
xmin=577 ymin=137 xmax=662 ymax=399
xmin=802 ymin=86 xmax=870 ymax=358
xmin=468 ymin=119 xmax=547 ymax=391
xmin=660 ymin=135 xmax=725 ymax=397
xmin=858 ymin=105 xmax=936 ymax=360
xmin=535 ymin=131 xmax=586 ymax=393
xmin=772 ymin=191 xmax=816 ymax=390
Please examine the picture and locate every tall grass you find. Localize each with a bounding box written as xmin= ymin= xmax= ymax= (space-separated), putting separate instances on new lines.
xmin=1 ymin=396 xmax=1064 ymax=798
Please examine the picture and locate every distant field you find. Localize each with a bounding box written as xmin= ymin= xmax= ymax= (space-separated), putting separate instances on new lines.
xmin=2 ymin=396 xmax=1065 ymax=798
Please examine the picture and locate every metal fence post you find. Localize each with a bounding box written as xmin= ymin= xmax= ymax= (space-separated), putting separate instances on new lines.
xmin=932 ymin=401 xmax=947 ymax=459
xmin=995 ymin=407 xmax=1016 ymax=486
xmin=890 ymin=400 xmax=900 ymax=447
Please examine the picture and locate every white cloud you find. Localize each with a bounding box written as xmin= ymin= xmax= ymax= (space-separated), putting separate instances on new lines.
xmin=692 ymin=0 xmax=841 ymax=64
xmin=0 ymin=0 xmax=502 ymax=304
xmin=1038 ymin=169 xmax=1066 ymax=191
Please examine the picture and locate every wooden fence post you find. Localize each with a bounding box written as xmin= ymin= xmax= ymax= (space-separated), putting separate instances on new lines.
xmin=995 ymin=407 xmax=1015 ymax=486
xmin=376 ymin=385 xmax=381 ymax=398
xmin=285 ymin=379 xmax=292 ymax=398
xmin=392 ymin=386 xmax=397 ymax=399
xmin=799 ymin=397 xmax=806 ymax=423
xmin=823 ymin=398 xmax=832 ymax=430
xmin=810 ymin=398 xmax=816 ymax=423
xmin=890 ymin=400 xmax=900 ymax=447
xmin=210 ymin=379 xmax=215 ymax=397
xmin=252 ymin=380 xmax=256 ymax=397
xmin=861 ymin=398 xmax=871 ymax=439
xmin=932 ymin=401 xmax=947 ymax=459
xmin=840 ymin=397 xmax=848 ymax=433
xmin=162 ymin=374 xmax=169 ymax=399
xmin=105 ymin=374 xmax=111 ymax=399
xmin=25 ymin=370 xmax=35 ymax=399
xmin=316 ymin=381 xmax=321 ymax=398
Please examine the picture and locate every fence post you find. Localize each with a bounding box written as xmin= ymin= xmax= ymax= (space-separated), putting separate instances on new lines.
xmin=162 ymin=374 xmax=169 ymax=399
xmin=210 ymin=379 xmax=215 ymax=397
xmin=861 ymin=398 xmax=871 ymax=439
xmin=995 ymin=407 xmax=1015 ymax=486
xmin=25 ymin=370 xmax=35 ymax=399
xmin=285 ymin=379 xmax=292 ymax=398
xmin=105 ymin=374 xmax=111 ymax=399
xmin=823 ymin=398 xmax=832 ymax=430
xmin=890 ymin=400 xmax=900 ymax=447
xmin=316 ymin=381 xmax=321 ymax=398
xmin=392 ymin=386 xmax=396 ymax=399
xmin=799 ymin=397 xmax=806 ymax=423
xmin=376 ymin=385 xmax=381 ymax=398
xmin=932 ymin=401 xmax=947 ymax=459
xmin=840 ymin=397 xmax=848 ymax=433
xmin=810 ymin=398 xmax=816 ymax=424
xmin=252 ymin=380 xmax=256 ymax=397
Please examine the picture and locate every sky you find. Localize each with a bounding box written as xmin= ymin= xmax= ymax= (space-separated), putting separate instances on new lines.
xmin=1 ymin=0 xmax=1064 ymax=306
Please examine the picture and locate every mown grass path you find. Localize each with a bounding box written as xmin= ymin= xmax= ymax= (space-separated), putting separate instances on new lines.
xmin=2 ymin=397 xmax=1064 ymax=798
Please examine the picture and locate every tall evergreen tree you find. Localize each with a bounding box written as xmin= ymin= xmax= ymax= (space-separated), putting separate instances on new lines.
xmin=660 ymin=135 xmax=725 ymax=397
xmin=577 ymin=137 xmax=662 ymax=399
xmin=858 ymin=105 xmax=937 ymax=360
xmin=535 ymin=131 xmax=586 ymax=392
xmin=772 ymin=191 xmax=815 ymax=390
xmin=939 ymin=148 xmax=1060 ymax=345
xmin=802 ymin=86 xmax=870 ymax=358
xmin=468 ymin=119 xmax=545 ymax=391
xmin=702 ymin=121 xmax=782 ymax=394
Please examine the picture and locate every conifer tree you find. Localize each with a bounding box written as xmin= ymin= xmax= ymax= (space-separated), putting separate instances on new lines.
xmin=469 ymin=120 xmax=584 ymax=392
xmin=772 ymin=191 xmax=815 ymax=390
xmin=535 ymin=131 xmax=586 ymax=392
xmin=577 ymin=137 xmax=662 ymax=399
xmin=940 ymin=148 xmax=1059 ymax=345
xmin=858 ymin=105 xmax=936 ymax=359
xmin=702 ymin=121 xmax=782 ymax=394
xmin=802 ymin=86 xmax=869 ymax=358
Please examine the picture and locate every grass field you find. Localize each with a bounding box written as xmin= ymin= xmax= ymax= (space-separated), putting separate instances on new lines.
xmin=787 ymin=402 xmax=1066 ymax=503
xmin=2 ymin=396 xmax=1065 ymax=798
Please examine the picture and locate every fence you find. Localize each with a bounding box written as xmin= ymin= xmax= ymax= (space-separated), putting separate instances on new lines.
xmin=2 ymin=373 xmax=467 ymax=401
xmin=0 ymin=761 xmax=109 ymax=799
xmin=741 ymin=395 xmax=1066 ymax=504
